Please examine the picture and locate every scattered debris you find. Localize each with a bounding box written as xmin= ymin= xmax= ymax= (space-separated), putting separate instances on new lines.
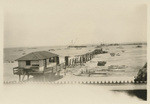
xmin=93 ymin=49 xmax=108 ymax=55
xmin=110 ymin=53 xmax=115 ymax=56
xmin=97 ymin=61 xmax=107 ymax=66
xmin=49 ymin=49 xmax=55 ymax=51
xmin=110 ymin=53 xmax=121 ymax=56
xmin=73 ymin=68 xmax=108 ymax=77
xmin=136 ymin=45 xmax=142 ymax=48
xmin=116 ymin=53 xmax=120 ymax=56
xmin=122 ymin=50 xmax=125 ymax=52
xmin=108 ymin=65 xmax=127 ymax=69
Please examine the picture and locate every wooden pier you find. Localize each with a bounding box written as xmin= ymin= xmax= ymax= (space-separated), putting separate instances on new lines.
xmin=64 ymin=48 xmax=107 ymax=67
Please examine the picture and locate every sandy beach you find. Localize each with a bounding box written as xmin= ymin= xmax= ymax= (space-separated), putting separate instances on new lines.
xmin=3 ymin=44 xmax=147 ymax=82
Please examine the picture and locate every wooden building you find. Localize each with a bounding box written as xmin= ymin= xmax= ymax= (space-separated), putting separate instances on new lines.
xmin=13 ymin=51 xmax=60 ymax=81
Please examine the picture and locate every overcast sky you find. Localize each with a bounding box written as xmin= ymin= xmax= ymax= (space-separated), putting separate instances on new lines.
xmin=4 ymin=0 xmax=147 ymax=48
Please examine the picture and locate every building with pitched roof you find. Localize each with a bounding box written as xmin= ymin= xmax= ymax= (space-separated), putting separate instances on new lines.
xmin=13 ymin=51 xmax=60 ymax=81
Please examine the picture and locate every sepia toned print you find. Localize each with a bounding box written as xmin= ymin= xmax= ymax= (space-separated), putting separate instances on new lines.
xmin=3 ymin=0 xmax=148 ymax=101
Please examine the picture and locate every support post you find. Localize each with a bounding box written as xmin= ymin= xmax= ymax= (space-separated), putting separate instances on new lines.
xmin=65 ymin=56 xmax=69 ymax=66
xmin=57 ymin=71 xmax=60 ymax=76
xmin=80 ymin=56 xmax=82 ymax=65
xmin=27 ymin=74 xmax=30 ymax=80
xmin=72 ymin=59 xmax=74 ymax=66
xmin=90 ymin=54 xmax=92 ymax=60
xmin=19 ymin=75 xmax=21 ymax=82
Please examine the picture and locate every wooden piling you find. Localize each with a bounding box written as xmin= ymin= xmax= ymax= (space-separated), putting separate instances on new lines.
xmin=65 ymin=56 xmax=69 ymax=66
xmin=69 ymin=59 xmax=71 ymax=66
xmin=80 ymin=56 xmax=82 ymax=65
xmin=19 ymin=75 xmax=21 ymax=82
xmin=27 ymin=74 xmax=30 ymax=80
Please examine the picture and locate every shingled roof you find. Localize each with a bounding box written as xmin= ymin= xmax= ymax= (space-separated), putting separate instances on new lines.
xmin=16 ymin=51 xmax=58 ymax=61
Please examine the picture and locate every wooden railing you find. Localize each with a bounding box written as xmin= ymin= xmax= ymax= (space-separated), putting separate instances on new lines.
xmin=13 ymin=63 xmax=66 ymax=75
xmin=44 ymin=62 xmax=66 ymax=74
xmin=13 ymin=67 xmax=24 ymax=75
xmin=13 ymin=66 xmax=39 ymax=75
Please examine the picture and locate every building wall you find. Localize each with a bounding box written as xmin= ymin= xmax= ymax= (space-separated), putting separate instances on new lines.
xmin=18 ymin=58 xmax=57 ymax=72
xmin=18 ymin=60 xmax=39 ymax=68
xmin=39 ymin=60 xmax=44 ymax=71
xmin=46 ymin=59 xmax=56 ymax=68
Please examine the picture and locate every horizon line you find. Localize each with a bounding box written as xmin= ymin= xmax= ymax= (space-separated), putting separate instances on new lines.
xmin=4 ymin=41 xmax=147 ymax=49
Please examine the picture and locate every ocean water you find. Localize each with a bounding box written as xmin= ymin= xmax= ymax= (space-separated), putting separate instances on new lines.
xmin=3 ymin=45 xmax=147 ymax=81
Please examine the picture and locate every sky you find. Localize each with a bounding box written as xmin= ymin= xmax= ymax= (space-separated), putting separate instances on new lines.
xmin=3 ymin=0 xmax=148 ymax=48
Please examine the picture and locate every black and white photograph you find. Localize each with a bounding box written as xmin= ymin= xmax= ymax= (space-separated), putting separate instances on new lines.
xmin=1 ymin=0 xmax=149 ymax=104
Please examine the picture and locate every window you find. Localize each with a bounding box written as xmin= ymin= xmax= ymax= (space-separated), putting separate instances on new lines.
xmin=26 ymin=61 xmax=31 ymax=66
xmin=49 ymin=57 xmax=55 ymax=63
